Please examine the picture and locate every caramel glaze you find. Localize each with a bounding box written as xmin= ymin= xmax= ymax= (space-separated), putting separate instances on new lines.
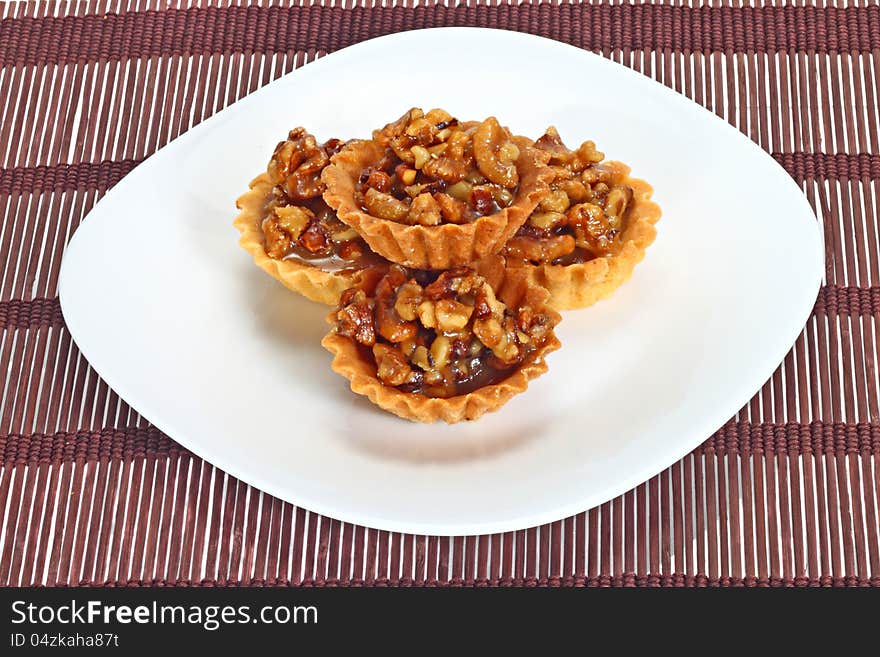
xmin=265 ymin=196 xmax=386 ymax=272
xmin=403 ymin=355 xmax=518 ymax=398
xmin=357 ymin=341 xmax=519 ymax=399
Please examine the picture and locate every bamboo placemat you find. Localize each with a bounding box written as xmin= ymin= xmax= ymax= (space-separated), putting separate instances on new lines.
xmin=1 ymin=0 xmax=878 ymax=587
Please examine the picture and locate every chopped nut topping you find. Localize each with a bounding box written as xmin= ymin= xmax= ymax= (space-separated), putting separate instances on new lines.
xmin=268 ymin=127 xmax=331 ymax=201
xmin=336 ymin=289 xmax=376 ymax=346
xmin=333 ymin=264 xmax=558 ymax=398
xmin=430 ymin=192 xmax=466 ymax=224
xmin=261 ymin=128 xmax=379 ymax=268
xmin=373 ymin=343 xmax=414 ymax=387
xmin=504 ymin=127 xmax=634 ymax=265
xmin=473 ymin=117 xmax=520 ymax=187
xmin=538 ymin=189 xmax=571 ymax=214
xmin=355 ymin=108 xmax=525 ymax=225
xmin=363 ymin=187 xmax=409 ymax=222
xmin=406 ymin=193 xmax=443 ymax=226
xmin=434 ymin=298 xmax=473 ymax=332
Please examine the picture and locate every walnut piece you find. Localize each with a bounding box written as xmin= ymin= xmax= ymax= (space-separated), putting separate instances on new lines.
xmin=374 ymin=268 xmax=418 ymax=343
xmin=603 ymin=185 xmax=633 ymax=229
xmin=434 ymin=192 xmax=469 ymax=224
xmin=336 ymin=289 xmax=376 ymax=346
xmin=373 ymin=343 xmax=414 ymax=387
xmin=434 ymin=298 xmax=473 ymax=332
xmin=538 ymin=189 xmax=571 ymax=214
xmin=472 ymin=117 xmax=519 ymax=188
xmin=535 ymin=126 xmax=603 ymax=173
xmin=268 ymin=127 xmax=331 ymax=201
xmin=364 ymin=188 xmax=410 ymax=221
xmin=567 ymin=203 xmax=617 ymax=257
xmin=262 ymin=216 xmax=292 ymax=260
xmin=406 ymin=193 xmax=442 ymax=226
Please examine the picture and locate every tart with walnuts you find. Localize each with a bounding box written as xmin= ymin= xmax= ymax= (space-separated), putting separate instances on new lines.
xmin=321 ymin=256 xmax=561 ymax=423
xmin=502 ymin=128 xmax=661 ymax=310
xmin=322 ymin=108 xmax=553 ymax=270
xmin=234 ymin=128 xmax=388 ymax=305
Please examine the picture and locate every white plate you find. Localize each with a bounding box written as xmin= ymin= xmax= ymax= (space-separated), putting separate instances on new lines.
xmin=59 ymin=28 xmax=824 ymax=536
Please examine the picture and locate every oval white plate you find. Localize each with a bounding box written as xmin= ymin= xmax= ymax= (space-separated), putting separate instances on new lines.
xmin=59 ymin=28 xmax=823 ymax=535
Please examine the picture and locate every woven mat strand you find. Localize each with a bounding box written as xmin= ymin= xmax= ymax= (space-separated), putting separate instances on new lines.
xmin=1 ymin=0 xmax=879 ymax=587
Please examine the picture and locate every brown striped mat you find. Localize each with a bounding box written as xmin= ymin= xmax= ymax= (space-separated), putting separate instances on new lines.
xmin=1 ymin=0 xmax=878 ymax=588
